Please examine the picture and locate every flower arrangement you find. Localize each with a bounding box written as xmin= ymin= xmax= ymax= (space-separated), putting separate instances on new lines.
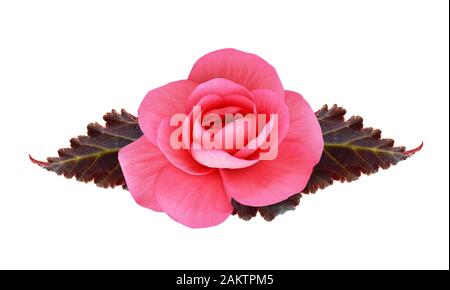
xmin=31 ymin=49 xmax=422 ymax=228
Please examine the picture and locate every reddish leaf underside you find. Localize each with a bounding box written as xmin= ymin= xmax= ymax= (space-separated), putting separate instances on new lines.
xmin=31 ymin=105 xmax=422 ymax=221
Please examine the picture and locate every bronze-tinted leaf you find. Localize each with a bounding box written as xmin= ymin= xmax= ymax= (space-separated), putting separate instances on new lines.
xmin=232 ymin=104 xmax=422 ymax=221
xmin=258 ymin=193 xmax=302 ymax=221
xmin=231 ymin=199 xmax=258 ymax=221
xmin=30 ymin=109 xmax=143 ymax=188
xmin=303 ymin=104 xmax=422 ymax=193
xmin=231 ymin=195 xmax=302 ymax=222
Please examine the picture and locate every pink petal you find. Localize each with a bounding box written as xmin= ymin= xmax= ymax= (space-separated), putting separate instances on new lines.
xmin=220 ymin=142 xmax=316 ymax=207
xmin=189 ymin=49 xmax=284 ymax=98
xmin=186 ymin=78 xmax=254 ymax=111
xmin=207 ymin=106 xmax=242 ymax=115
xmin=220 ymin=92 xmax=323 ymax=207
xmin=232 ymin=115 xmax=277 ymax=159
xmin=118 ymin=137 xmax=170 ymax=212
xmin=284 ymin=90 xmax=324 ymax=163
xmin=154 ymin=168 xmax=232 ymax=228
xmin=139 ymin=80 xmax=198 ymax=145
xmin=157 ymin=118 xmax=214 ymax=175
xmin=253 ymin=89 xmax=290 ymax=142
xmin=191 ymin=147 xmax=259 ymax=169
xmin=232 ymin=89 xmax=290 ymax=159
xmin=213 ymin=115 xmax=257 ymax=151
xmin=194 ymin=93 xmax=256 ymax=115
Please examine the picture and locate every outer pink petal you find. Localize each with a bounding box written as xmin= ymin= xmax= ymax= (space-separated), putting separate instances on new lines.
xmin=154 ymin=168 xmax=232 ymax=228
xmin=220 ymin=92 xmax=323 ymax=207
xmin=220 ymin=142 xmax=316 ymax=207
xmin=186 ymin=78 xmax=254 ymax=111
xmin=118 ymin=136 xmax=170 ymax=211
xmin=157 ymin=118 xmax=214 ymax=175
xmin=138 ymin=80 xmax=198 ymax=145
xmin=283 ymin=90 xmax=324 ymax=162
xmin=189 ymin=48 xmax=284 ymax=98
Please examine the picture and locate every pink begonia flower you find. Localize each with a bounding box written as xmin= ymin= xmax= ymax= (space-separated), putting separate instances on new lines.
xmin=118 ymin=49 xmax=324 ymax=228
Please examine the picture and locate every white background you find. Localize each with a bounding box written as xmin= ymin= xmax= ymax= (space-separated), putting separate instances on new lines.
xmin=0 ymin=0 xmax=448 ymax=270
